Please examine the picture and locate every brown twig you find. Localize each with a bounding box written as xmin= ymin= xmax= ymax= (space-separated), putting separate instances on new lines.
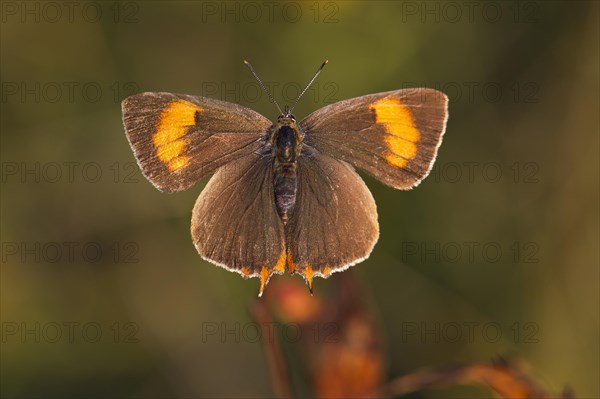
xmin=361 ymin=360 xmax=563 ymax=399
xmin=361 ymin=367 xmax=468 ymax=399
xmin=250 ymin=299 xmax=293 ymax=399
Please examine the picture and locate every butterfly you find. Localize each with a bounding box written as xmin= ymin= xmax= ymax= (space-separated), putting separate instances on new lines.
xmin=121 ymin=61 xmax=448 ymax=296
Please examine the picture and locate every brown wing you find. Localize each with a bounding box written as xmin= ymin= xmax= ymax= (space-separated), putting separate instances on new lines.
xmin=300 ymin=88 xmax=448 ymax=190
xmin=284 ymin=153 xmax=379 ymax=290
xmin=122 ymin=92 xmax=272 ymax=192
xmin=191 ymin=153 xmax=285 ymax=296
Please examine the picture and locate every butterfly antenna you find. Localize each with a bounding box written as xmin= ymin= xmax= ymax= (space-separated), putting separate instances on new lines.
xmin=289 ymin=60 xmax=328 ymax=114
xmin=244 ymin=60 xmax=283 ymax=115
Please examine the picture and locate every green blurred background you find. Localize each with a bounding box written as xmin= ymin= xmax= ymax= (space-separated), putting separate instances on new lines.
xmin=1 ymin=1 xmax=598 ymax=398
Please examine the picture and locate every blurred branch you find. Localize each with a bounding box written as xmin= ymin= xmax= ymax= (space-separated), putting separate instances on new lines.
xmin=250 ymin=300 xmax=293 ymax=399
xmin=255 ymin=277 xmax=573 ymax=399
xmin=362 ymin=358 xmax=574 ymax=399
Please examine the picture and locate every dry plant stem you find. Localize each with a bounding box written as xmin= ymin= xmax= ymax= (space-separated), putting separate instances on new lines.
xmin=361 ymin=368 xmax=467 ymax=399
xmin=250 ymin=300 xmax=293 ymax=399
xmin=361 ymin=362 xmax=558 ymax=399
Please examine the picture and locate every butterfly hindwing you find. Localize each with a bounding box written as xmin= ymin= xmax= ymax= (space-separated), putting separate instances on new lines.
xmin=300 ymin=88 xmax=448 ymax=190
xmin=191 ymin=153 xmax=286 ymax=296
xmin=122 ymin=92 xmax=272 ymax=192
xmin=284 ymin=153 xmax=379 ymax=288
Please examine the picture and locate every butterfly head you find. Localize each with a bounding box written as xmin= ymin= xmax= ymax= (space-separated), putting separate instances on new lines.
xmin=278 ymin=105 xmax=296 ymax=124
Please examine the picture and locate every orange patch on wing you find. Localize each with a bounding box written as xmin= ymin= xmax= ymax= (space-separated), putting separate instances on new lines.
xmin=153 ymin=100 xmax=201 ymax=171
xmin=286 ymin=253 xmax=318 ymax=292
xmin=370 ymin=97 xmax=419 ymax=167
xmin=322 ymin=265 xmax=332 ymax=277
xmin=274 ymin=252 xmax=286 ymax=273
xmin=287 ymin=251 xmax=297 ymax=273
xmin=259 ymin=266 xmax=271 ymax=297
xmin=241 ymin=266 xmax=251 ymax=277
xmin=302 ymin=266 xmax=315 ymax=292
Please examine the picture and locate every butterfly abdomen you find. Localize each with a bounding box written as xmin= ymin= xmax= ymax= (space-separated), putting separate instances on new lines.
xmin=274 ymin=172 xmax=296 ymax=224
xmin=273 ymin=125 xmax=300 ymax=223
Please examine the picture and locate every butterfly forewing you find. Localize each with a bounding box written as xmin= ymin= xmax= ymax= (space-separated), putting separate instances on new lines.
xmin=122 ymin=92 xmax=271 ymax=192
xmin=300 ymin=88 xmax=448 ymax=190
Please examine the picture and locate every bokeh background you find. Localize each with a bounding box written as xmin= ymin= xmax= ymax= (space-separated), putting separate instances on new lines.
xmin=1 ymin=1 xmax=598 ymax=398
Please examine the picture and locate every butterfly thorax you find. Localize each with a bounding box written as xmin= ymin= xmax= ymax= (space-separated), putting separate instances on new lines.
xmin=272 ymin=116 xmax=302 ymax=224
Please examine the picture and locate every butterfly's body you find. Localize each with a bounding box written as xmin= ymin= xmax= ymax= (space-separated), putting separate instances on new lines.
xmin=122 ymin=66 xmax=448 ymax=296
xmin=272 ymin=115 xmax=302 ymax=224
